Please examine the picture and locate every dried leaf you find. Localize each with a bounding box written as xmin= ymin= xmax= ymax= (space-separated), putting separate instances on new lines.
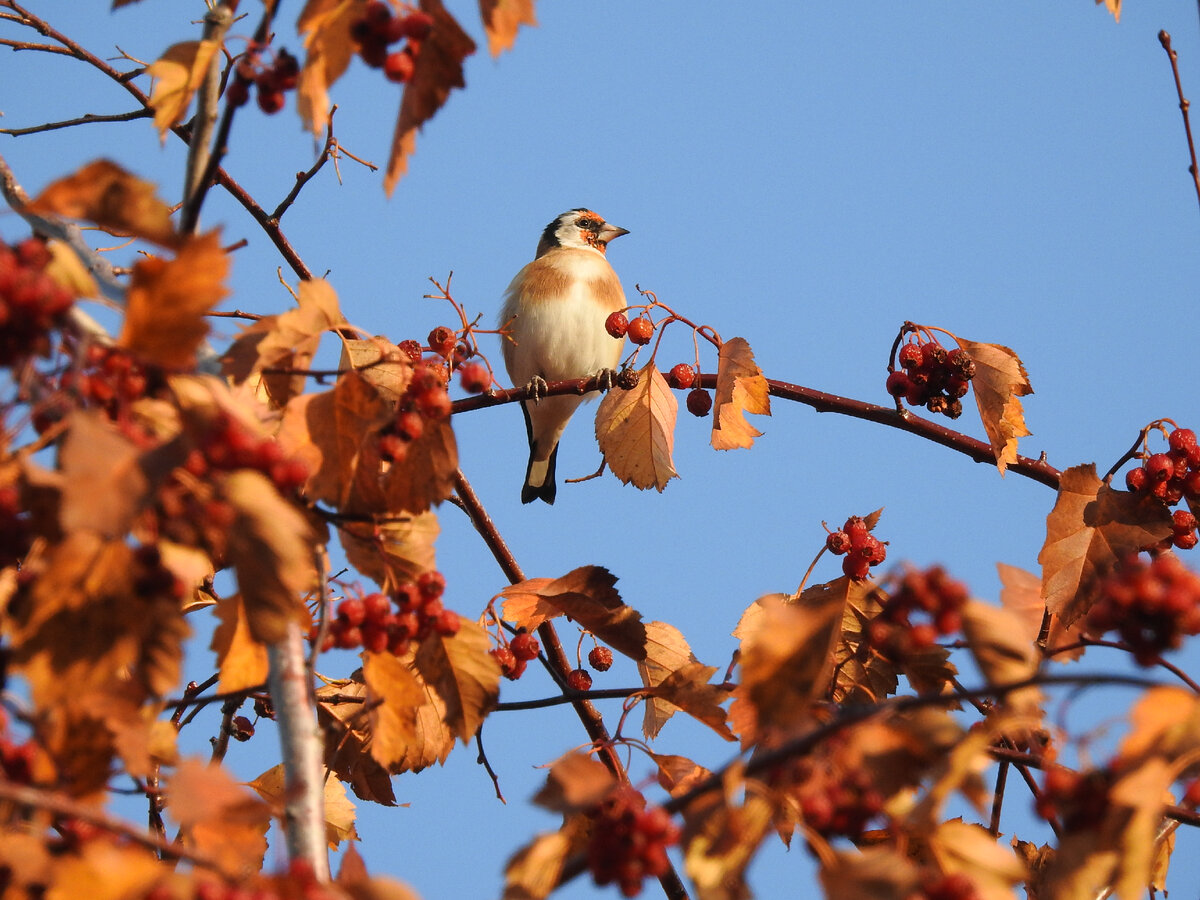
xmin=298 ymin=0 xmax=361 ymax=136
xmin=533 ymin=566 xmax=647 ymax=662
xmin=928 ymin=820 xmax=1028 ymax=900
xmin=682 ymin=788 xmax=773 ymax=900
xmin=48 ymin=839 xmax=164 ymax=900
xmin=711 ymin=337 xmax=770 ymax=451
xmin=248 ymin=762 xmax=359 ymax=848
xmin=638 ymin=620 xmax=701 ymax=739
xmin=955 ymin=337 xmax=1033 ymax=474
xmin=532 ymin=752 xmax=616 ymax=813
xmin=224 ymin=470 xmax=316 ymax=644
xmin=731 ymin=591 xmax=844 ymax=744
xmin=651 ymin=752 xmax=712 ymax=796
xmin=45 ymin=239 xmax=99 ymax=299
xmin=1039 ymin=464 xmax=1173 ymax=627
xmin=339 ymin=511 xmax=439 ymax=588
xmin=211 ymin=595 xmax=269 ymax=693
xmin=165 ymin=758 xmax=271 ymax=877
xmin=502 ymin=820 xmax=587 ymax=900
xmin=362 ymin=650 xmax=425 ymax=769
xmin=380 ymin=415 xmax=458 ymax=513
xmin=997 ymin=561 xmax=1085 ymax=662
xmin=819 ymin=848 xmax=920 ymax=900
xmin=961 ymin=600 xmax=1041 ymax=717
xmin=147 ymin=40 xmax=221 ymax=137
xmin=26 ymin=159 xmax=179 ymax=247
xmin=412 ymin=616 xmax=500 ymax=742
xmin=596 ymin=362 xmax=679 ymax=492
xmin=647 ymin=662 xmax=733 ymax=741
xmin=1116 ymin=686 xmax=1200 ymax=766
xmin=340 ymin=336 xmax=414 ymax=401
xmin=479 ymin=0 xmax=537 ymax=56
xmin=316 ymin=677 xmax=398 ymax=805
xmin=121 ymin=231 xmax=229 ymax=369
xmin=51 ymin=411 xmax=151 ymax=538
xmin=385 ymin=0 xmax=477 ymax=193
xmin=499 ymin=577 xmax=558 ymax=632
xmin=1098 ymin=0 xmax=1121 ymax=22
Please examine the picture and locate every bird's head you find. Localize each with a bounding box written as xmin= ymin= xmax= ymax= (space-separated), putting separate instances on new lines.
xmin=536 ymin=208 xmax=629 ymax=258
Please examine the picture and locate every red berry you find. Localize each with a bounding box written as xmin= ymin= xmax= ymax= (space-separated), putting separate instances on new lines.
xmin=337 ymin=597 xmax=366 ymax=626
xmin=394 ymin=409 xmax=425 ymax=442
xmin=363 ymin=1 xmax=392 ymax=28
xmin=273 ymin=49 xmax=300 ymax=91
xmin=1170 ymin=428 xmax=1198 ymax=456
xmin=825 ymin=531 xmax=852 ymax=555
xmin=416 ymin=570 xmax=445 ymax=600
xmin=416 ymin=387 xmax=452 ymax=420
xmin=1174 ymin=509 xmax=1198 ymax=531
xmin=398 ymin=339 xmax=422 ymax=362
xmin=627 ymin=317 xmax=654 ymax=346
xmin=363 ymin=592 xmax=392 ymax=623
xmin=458 ymin=362 xmax=491 ymax=393
xmin=588 ymin=646 xmax=613 ymax=672
xmin=395 ymin=10 xmax=434 ymax=40
xmin=885 ymin=370 xmax=911 ymax=398
xmin=510 ymin=631 xmax=540 ymax=661
xmin=226 ymin=78 xmax=250 ymax=107
xmin=384 ymin=48 xmax=416 ymax=83
xmin=605 ymin=311 xmax=629 ymax=338
xmin=842 ymin=555 xmax=871 ymax=579
xmin=427 ymin=325 xmax=457 ymax=358
xmin=1175 ymin=531 xmax=1199 ymax=550
xmin=1125 ymin=466 xmax=1148 ymax=492
xmin=686 ymin=388 xmax=712 ymax=417
xmin=435 ymin=608 xmax=460 ymax=637
xmin=667 ymin=363 xmax=695 ymax=390
xmin=256 ymin=86 xmax=285 ymax=114
xmin=1146 ymin=453 xmax=1176 ymax=483
xmin=898 ymin=342 xmax=923 ymax=370
xmin=359 ymin=35 xmax=389 ymax=68
xmin=567 ymin=668 xmax=593 ymax=691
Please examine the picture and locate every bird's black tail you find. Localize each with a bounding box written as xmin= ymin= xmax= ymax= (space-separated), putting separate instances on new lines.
xmin=520 ymin=402 xmax=559 ymax=504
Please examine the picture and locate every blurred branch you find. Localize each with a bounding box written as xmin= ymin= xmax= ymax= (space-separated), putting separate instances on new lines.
xmin=181 ymin=2 xmax=235 ymax=224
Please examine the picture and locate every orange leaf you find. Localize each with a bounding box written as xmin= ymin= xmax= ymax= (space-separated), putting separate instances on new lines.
xmin=248 ymin=763 xmax=359 ymax=849
xmin=166 ymin=758 xmax=271 ymax=877
xmin=953 ymin=337 xmax=1033 ymax=473
xmin=224 ymin=470 xmax=316 ymax=644
xmin=412 ymin=615 xmax=501 ymax=742
xmin=1038 ymin=464 xmax=1173 ymax=627
xmin=595 ymin=362 xmax=679 ymax=492
xmin=380 ymin=414 xmax=459 ymax=514
xmin=363 ymin=650 xmax=425 ymax=769
xmin=211 ymin=595 xmax=270 ymax=694
xmin=927 ymin=820 xmax=1028 ymax=900
xmin=532 ymin=752 xmax=616 ymax=814
xmin=479 ymin=0 xmax=537 ymax=56
xmin=297 ymin=0 xmax=361 ymax=136
xmin=384 ymin=0 xmax=478 ymax=194
xmin=682 ymin=787 xmax=773 ymax=900
xmin=503 ymin=821 xmax=587 ymax=900
xmin=997 ymin=561 xmax=1084 ymax=662
xmin=961 ymin=600 xmax=1042 ymax=718
xmin=147 ymin=40 xmax=221 ymax=138
xmin=121 ymin=231 xmax=229 ymax=369
xmin=315 ymin=677 xmax=399 ymax=804
xmin=533 ymin=566 xmax=647 ymax=662
xmin=1098 ymin=0 xmax=1121 ymax=21
xmin=819 ymin=848 xmax=920 ymax=900
xmin=499 ymin=576 xmax=558 ymax=632
xmin=26 ymin=159 xmax=178 ymax=248
xmin=711 ymin=337 xmax=770 ymax=451
xmin=638 ymin=621 xmax=701 ymax=739
xmin=647 ymin=662 xmax=734 ymax=741
xmin=339 ymin=510 xmax=439 ymax=589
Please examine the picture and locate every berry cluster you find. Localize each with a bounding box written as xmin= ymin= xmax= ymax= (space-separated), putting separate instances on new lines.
xmin=352 ymin=1 xmax=433 ymax=83
xmin=886 ymin=339 xmax=975 ymax=419
xmin=227 ymin=47 xmax=300 ymax=114
xmin=490 ymin=628 xmax=539 ymax=680
xmin=315 ymin=571 xmax=459 ymax=656
xmin=586 ymin=787 xmax=680 ymax=897
xmin=54 ymin=344 xmax=152 ymax=425
xmin=911 ymin=873 xmax=981 ymax=900
xmin=866 ymin=565 xmax=967 ymax=658
xmin=1085 ymin=552 xmax=1200 ymax=665
xmin=0 ymin=484 xmax=30 ymax=568
xmin=773 ymin=743 xmax=885 ymax=840
xmin=0 ymin=237 xmax=74 ymax=368
xmin=131 ymin=544 xmax=187 ymax=604
xmin=1124 ymin=426 xmax=1200 ymax=549
xmin=377 ymin=361 xmax=452 ymax=463
xmin=183 ymin=413 xmax=309 ymax=495
xmin=824 ymin=515 xmax=888 ymax=579
xmin=142 ymin=861 xmax=339 ymax=900
xmin=1034 ymin=765 xmax=1113 ymax=831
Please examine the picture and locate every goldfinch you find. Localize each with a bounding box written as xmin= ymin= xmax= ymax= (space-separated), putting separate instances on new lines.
xmin=500 ymin=209 xmax=629 ymax=504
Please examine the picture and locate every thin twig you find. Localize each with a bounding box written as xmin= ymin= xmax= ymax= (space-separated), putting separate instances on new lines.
xmin=1159 ymin=30 xmax=1200 ymax=212
xmin=0 ymin=108 xmax=151 ymax=136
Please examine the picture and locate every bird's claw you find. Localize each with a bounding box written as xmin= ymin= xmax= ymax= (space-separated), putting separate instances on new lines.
xmin=526 ymin=374 xmax=548 ymax=403
xmin=596 ymin=368 xmax=617 ymax=391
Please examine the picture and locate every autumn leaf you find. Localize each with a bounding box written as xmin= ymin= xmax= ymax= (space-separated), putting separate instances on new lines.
xmin=1115 ymin=686 xmax=1200 ymax=768
xmin=224 ymin=279 xmax=348 ymax=408
xmin=412 ymin=616 xmax=501 ymax=742
xmin=711 ymin=337 xmax=771 ymax=451
xmin=818 ymin=576 xmax=898 ymax=704
xmin=1098 ymin=0 xmax=1121 ymax=21
xmin=596 ymin=362 xmax=679 ymax=492
xmin=961 ymin=600 xmax=1041 ymax=716
xmin=339 ymin=510 xmax=439 ymax=589
xmin=165 ymin=758 xmax=271 ymax=877
xmin=818 ymin=848 xmax=920 ymax=900
xmin=532 ymin=752 xmax=616 ymax=814
xmin=49 ymin=839 xmax=164 ymax=900
xmin=503 ymin=819 xmax=588 ymax=900
xmin=638 ymin=620 xmax=702 ymax=739
xmin=385 ymin=0 xmax=477 ymax=194
xmin=147 ymin=40 xmax=221 ymax=138
xmin=651 ymin=752 xmax=712 ymax=796
xmin=26 ymin=159 xmax=178 ymax=247
xmin=479 ymin=0 xmax=537 ymax=56
xmin=954 ymin=337 xmax=1033 ymax=473
xmin=248 ymin=763 xmax=359 ymax=848
xmin=1039 ymin=464 xmax=1173 ymax=627
xmin=997 ymin=561 xmax=1085 ymax=662
xmin=45 ymin=239 xmax=99 ymax=299
xmin=499 ymin=576 xmax=558 ymax=632
xmin=363 ymin=650 xmax=425 ymax=770
xmin=211 ymin=595 xmax=270 ymax=694
xmin=315 ymin=677 xmax=398 ymax=805
xmin=297 ymin=0 xmax=362 ymax=136
xmin=224 ymin=470 xmax=316 ymax=644
xmin=682 ymin=785 xmax=773 ymax=900
xmin=646 ymin=662 xmax=734 ymax=741
xmin=380 ymin=414 xmax=459 ymax=514
xmin=730 ymin=591 xmax=845 ymax=744
xmin=927 ymin=820 xmax=1028 ymax=900
xmin=533 ymin=566 xmax=647 ymax=662
xmin=340 ymin=336 xmax=414 ymax=402
xmin=121 ymin=231 xmax=229 ymax=369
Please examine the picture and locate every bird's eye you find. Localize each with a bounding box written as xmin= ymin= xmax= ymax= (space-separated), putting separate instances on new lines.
xmin=577 ymin=217 xmax=597 ymax=231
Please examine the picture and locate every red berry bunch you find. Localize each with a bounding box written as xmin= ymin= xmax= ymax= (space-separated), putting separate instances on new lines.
xmin=0 ymin=237 xmax=74 ymax=368
xmin=772 ymin=745 xmax=885 ymax=840
xmin=184 ymin=413 xmax=309 ymax=495
xmin=866 ymin=565 xmax=967 ymax=658
xmin=351 ymin=1 xmax=432 ymax=82
xmin=315 ymin=571 xmax=459 ymax=656
xmin=228 ymin=47 xmax=300 ymax=114
xmin=1085 ymin=552 xmax=1200 ymax=665
xmin=1124 ymin=427 xmax=1200 ymax=548
xmin=0 ymin=484 xmax=31 ymax=568
xmin=377 ymin=361 xmax=452 ymax=463
xmin=886 ymin=339 xmax=974 ymax=419
xmin=131 ymin=543 xmax=187 ymax=605
xmin=1034 ymin=765 xmax=1113 ymax=831
xmin=824 ymin=515 xmax=888 ymax=579
xmin=911 ymin=873 xmax=981 ymax=900
xmin=59 ymin=344 xmax=152 ymax=423
xmin=491 ymin=628 xmax=539 ymax=680
xmin=586 ymin=787 xmax=680 ymax=897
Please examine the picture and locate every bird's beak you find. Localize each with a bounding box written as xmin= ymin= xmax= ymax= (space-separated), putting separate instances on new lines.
xmin=598 ymin=224 xmax=630 ymax=245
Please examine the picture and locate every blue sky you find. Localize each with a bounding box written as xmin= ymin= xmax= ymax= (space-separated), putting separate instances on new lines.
xmin=3 ymin=0 xmax=1200 ymax=897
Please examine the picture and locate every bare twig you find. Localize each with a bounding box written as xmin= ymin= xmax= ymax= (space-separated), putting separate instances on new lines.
xmin=1159 ymin=30 xmax=1200 ymax=212
xmin=0 ymin=108 xmax=151 ymax=135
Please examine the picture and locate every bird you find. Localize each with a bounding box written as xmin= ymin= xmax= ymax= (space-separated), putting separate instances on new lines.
xmin=500 ymin=208 xmax=630 ymax=504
